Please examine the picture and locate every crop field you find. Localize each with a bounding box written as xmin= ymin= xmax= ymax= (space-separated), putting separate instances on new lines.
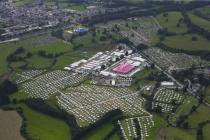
xmin=156 ymin=11 xmax=188 ymax=33
xmin=163 ymin=34 xmax=210 ymax=51
xmin=7 ymin=104 xmax=71 ymax=140
xmin=0 ymin=110 xmax=24 ymax=140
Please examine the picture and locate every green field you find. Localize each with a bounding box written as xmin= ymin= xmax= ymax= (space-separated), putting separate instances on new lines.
xmin=0 ymin=33 xmax=89 ymax=76
xmin=169 ymin=96 xmax=198 ymax=126
xmin=84 ymin=122 xmax=115 ymax=140
xmin=9 ymin=90 xmax=29 ymax=102
xmin=203 ymin=123 xmax=210 ymax=140
xmin=192 ymin=6 xmax=210 ymax=20
xmin=10 ymin=0 xmax=32 ymax=7
xmin=188 ymin=13 xmax=210 ymax=32
xmin=147 ymin=115 xmax=166 ymax=140
xmin=188 ymin=104 xmax=210 ymax=128
xmin=7 ymin=103 xmax=71 ymax=140
xmin=156 ymin=11 xmax=188 ymax=33
xmin=204 ymin=86 xmax=210 ymax=104
xmin=163 ymin=33 xmax=210 ymax=51
xmin=157 ymin=127 xmax=196 ymax=140
xmin=27 ymin=55 xmax=54 ymax=69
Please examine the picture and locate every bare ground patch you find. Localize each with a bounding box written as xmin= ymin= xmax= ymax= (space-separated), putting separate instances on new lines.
xmin=0 ymin=109 xmax=25 ymax=140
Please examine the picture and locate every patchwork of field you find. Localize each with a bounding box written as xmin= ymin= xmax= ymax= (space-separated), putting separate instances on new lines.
xmin=7 ymin=104 xmax=70 ymax=140
xmin=0 ymin=110 xmax=24 ymax=140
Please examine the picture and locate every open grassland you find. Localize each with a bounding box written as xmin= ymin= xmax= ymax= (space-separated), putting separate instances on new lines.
xmin=27 ymin=55 xmax=54 ymax=69
xmin=192 ymin=6 xmax=210 ymax=20
xmin=203 ymin=123 xmax=210 ymax=140
xmin=7 ymin=103 xmax=71 ymax=140
xmin=9 ymin=90 xmax=29 ymax=102
xmin=188 ymin=104 xmax=210 ymax=128
xmin=0 ymin=110 xmax=24 ymax=140
xmin=163 ymin=33 xmax=210 ymax=51
xmin=83 ymin=122 xmax=115 ymax=140
xmin=188 ymin=13 xmax=210 ymax=32
xmin=0 ymin=33 xmax=90 ymax=76
xmin=156 ymin=11 xmax=188 ymax=33
xmin=52 ymin=51 xmax=91 ymax=69
xmin=147 ymin=115 xmax=166 ymax=140
xmin=204 ymin=86 xmax=210 ymax=104
xmin=10 ymin=0 xmax=32 ymax=7
xmin=157 ymin=127 xmax=196 ymax=140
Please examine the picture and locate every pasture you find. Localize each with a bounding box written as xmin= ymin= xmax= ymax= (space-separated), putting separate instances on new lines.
xmin=157 ymin=127 xmax=196 ymax=140
xmin=203 ymin=123 xmax=210 ymax=140
xmin=163 ymin=34 xmax=210 ymax=51
xmin=187 ymin=104 xmax=210 ymax=128
xmin=188 ymin=13 xmax=210 ymax=32
xmin=156 ymin=11 xmax=188 ymax=34
xmin=7 ymin=104 xmax=71 ymax=140
xmin=168 ymin=96 xmax=198 ymax=126
xmin=10 ymin=0 xmax=32 ymax=7
xmin=204 ymin=86 xmax=210 ymax=104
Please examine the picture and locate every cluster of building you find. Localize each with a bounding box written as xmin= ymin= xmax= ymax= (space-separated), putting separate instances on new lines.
xmin=0 ymin=0 xmax=125 ymax=40
xmin=64 ymin=45 xmax=147 ymax=87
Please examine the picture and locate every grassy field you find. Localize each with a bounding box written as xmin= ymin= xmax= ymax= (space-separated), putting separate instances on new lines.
xmin=188 ymin=13 xmax=210 ymax=32
xmin=169 ymin=96 xmax=198 ymax=126
xmin=156 ymin=11 xmax=188 ymax=33
xmin=157 ymin=127 xmax=196 ymax=140
xmin=9 ymin=90 xmax=29 ymax=102
xmin=8 ymin=103 xmax=71 ymax=140
xmin=0 ymin=110 xmax=24 ymax=140
xmin=204 ymin=86 xmax=210 ymax=104
xmin=163 ymin=33 xmax=210 ymax=51
xmin=192 ymin=6 xmax=210 ymax=20
xmin=187 ymin=104 xmax=210 ymax=128
xmin=27 ymin=55 xmax=54 ymax=69
xmin=10 ymin=0 xmax=32 ymax=7
xmin=203 ymin=123 xmax=210 ymax=140
xmin=83 ymin=122 xmax=115 ymax=140
xmin=147 ymin=115 xmax=166 ymax=140
xmin=0 ymin=33 xmax=88 ymax=76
